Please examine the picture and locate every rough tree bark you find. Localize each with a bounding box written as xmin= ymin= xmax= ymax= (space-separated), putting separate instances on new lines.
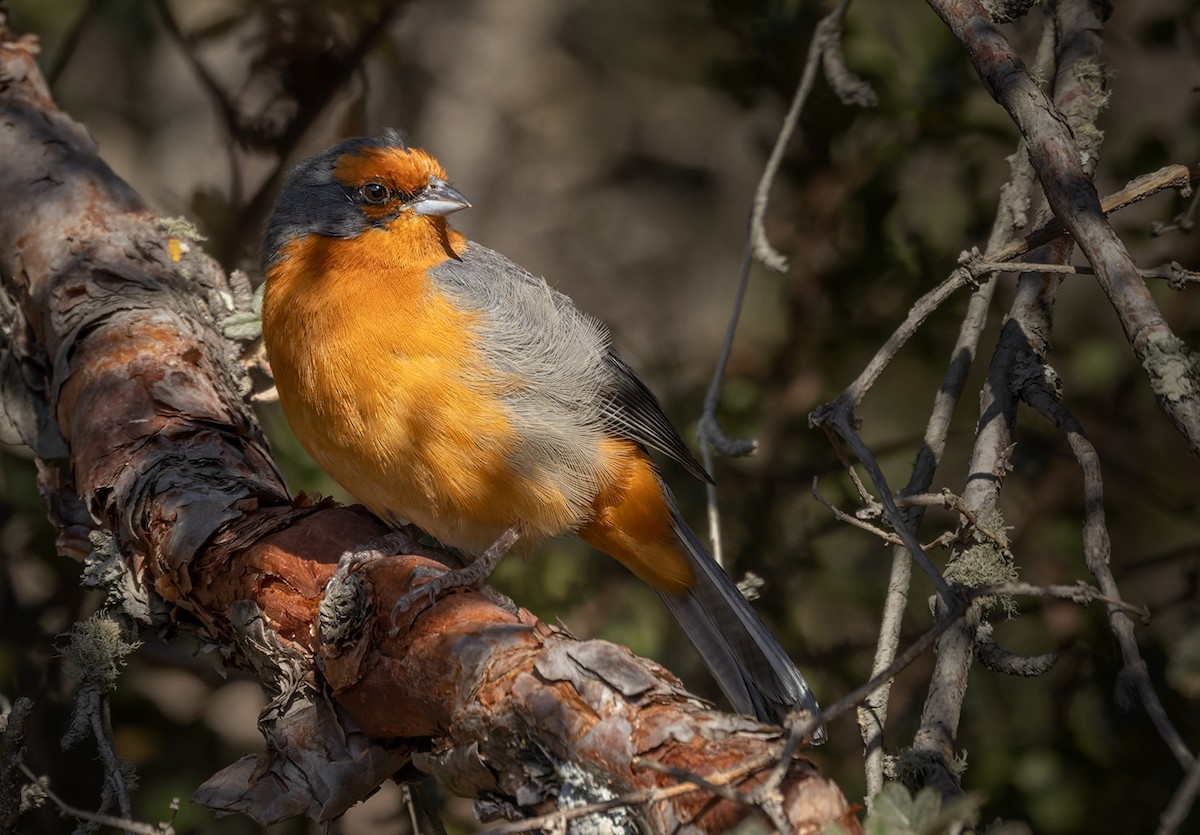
xmin=0 ymin=18 xmax=858 ymax=834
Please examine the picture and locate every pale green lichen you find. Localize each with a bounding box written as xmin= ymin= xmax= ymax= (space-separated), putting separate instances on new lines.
xmin=946 ymin=511 xmax=1018 ymax=617
xmin=1142 ymin=330 xmax=1198 ymax=403
xmin=1069 ymin=58 xmax=1111 ymax=165
xmin=156 ymin=215 xmax=207 ymax=241
xmin=60 ymin=613 xmax=139 ymax=691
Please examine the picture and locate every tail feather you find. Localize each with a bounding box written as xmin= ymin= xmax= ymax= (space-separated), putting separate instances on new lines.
xmin=660 ymin=507 xmax=825 ymax=739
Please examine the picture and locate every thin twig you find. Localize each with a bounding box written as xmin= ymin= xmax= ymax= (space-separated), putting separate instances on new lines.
xmin=1023 ymin=388 xmax=1196 ymax=771
xmin=813 ymin=415 xmax=956 ymax=604
xmin=750 ymin=0 xmax=864 ymax=272
xmin=817 ymin=483 xmax=1011 ymax=554
xmin=857 ymin=134 xmax=1035 ymax=803
xmin=826 ymin=163 xmax=1195 ymax=415
xmin=700 ymin=0 xmax=872 ymax=561
xmin=1156 ymin=752 xmax=1200 ymax=835
xmin=633 ymin=758 xmax=755 ymax=807
xmin=992 ymin=162 xmax=1196 ymax=264
xmin=699 ymin=234 xmax=757 ymax=566
xmin=968 ymin=259 xmax=1200 ymax=285
xmin=1151 ymin=183 xmax=1199 ymax=237
xmin=812 ymin=478 xmax=902 ymax=546
xmin=974 ymin=580 xmax=1147 ymax=617
xmin=17 ymin=762 xmax=172 ymax=835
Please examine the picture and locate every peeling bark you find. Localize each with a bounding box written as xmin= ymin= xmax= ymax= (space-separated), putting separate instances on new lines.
xmin=0 ymin=21 xmax=858 ymax=833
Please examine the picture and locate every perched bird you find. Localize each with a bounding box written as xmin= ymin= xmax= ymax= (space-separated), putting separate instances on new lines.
xmin=261 ymin=131 xmax=822 ymax=730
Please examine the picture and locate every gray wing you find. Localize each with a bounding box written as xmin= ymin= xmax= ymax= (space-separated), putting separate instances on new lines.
xmin=430 ymin=243 xmax=711 ymax=484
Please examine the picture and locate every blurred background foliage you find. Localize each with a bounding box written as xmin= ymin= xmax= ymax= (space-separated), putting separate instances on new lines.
xmin=1 ymin=0 xmax=1199 ymax=832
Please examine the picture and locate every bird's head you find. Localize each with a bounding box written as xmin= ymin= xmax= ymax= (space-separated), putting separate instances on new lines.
xmin=262 ymin=130 xmax=471 ymax=270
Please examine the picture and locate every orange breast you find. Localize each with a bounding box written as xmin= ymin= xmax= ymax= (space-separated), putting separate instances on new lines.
xmin=262 ymin=227 xmax=583 ymax=553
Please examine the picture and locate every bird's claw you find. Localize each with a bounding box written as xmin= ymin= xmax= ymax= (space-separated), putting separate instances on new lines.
xmin=388 ymin=564 xmax=446 ymax=630
xmin=333 ymin=528 xmax=422 ymax=577
xmin=387 ymin=526 xmax=522 ymax=633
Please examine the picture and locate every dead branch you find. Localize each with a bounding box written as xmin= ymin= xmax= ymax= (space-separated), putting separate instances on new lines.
xmin=1022 ymin=388 xmax=1196 ymax=772
xmin=749 ymin=0 xmax=873 ymax=273
xmin=907 ymin=0 xmax=1112 ymax=798
xmin=1157 ymin=754 xmax=1200 ymax=835
xmin=854 ymin=131 xmax=1039 ymax=803
xmin=0 ymin=17 xmax=858 ymax=834
xmin=699 ymin=0 xmax=874 ymax=565
xmin=927 ymin=0 xmax=1200 ymax=454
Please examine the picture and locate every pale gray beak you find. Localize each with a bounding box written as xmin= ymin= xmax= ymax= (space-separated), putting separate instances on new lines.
xmin=412 ymin=177 xmax=471 ymax=217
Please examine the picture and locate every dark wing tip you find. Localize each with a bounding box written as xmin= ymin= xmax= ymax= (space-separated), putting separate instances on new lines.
xmin=602 ymin=351 xmax=713 ymax=484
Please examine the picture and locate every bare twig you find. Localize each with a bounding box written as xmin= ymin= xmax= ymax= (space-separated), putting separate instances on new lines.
xmin=750 ymin=0 xmax=869 ymax=272
xmin=700 ymin=0 xmax=874 ymax=561
xmin=856 ymin=134 xmax=1036 ymax=803
xmin=1156 ymin=753 xmax=1200 ymax=835
xmin=993 ymin=165 xmax=1197 ymax=264
xmin=967 ymin=259 xmax=1200 ymax=286
xmin=699 ymin=235 xmax=758 ymax=565
xmin=928 ymin=0 xmax=1200 ymax=454
xmin=695 ymin=0 xmax=881 ymax=587
xmin=818 ymin=163 xmax=1195 ymax=420
xmin=1023 ymin=388 xmax=1196 ymax=771
xmin=1151 ymin=179 xmax=1199 ymax=237
xmin=812 ymin=478 xmax=902 ymax=547
xmin=975 ymin=580 xmax=1148 ymax=617
xmin=17 ymin=762 xmax=173 ymax=835
xmin=810 ymin=413 xmax=955 ymax=604
xmin=634 ymin=759 xmax=757 ymax=809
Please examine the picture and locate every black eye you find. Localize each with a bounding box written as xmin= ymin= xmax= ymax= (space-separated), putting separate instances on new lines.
xmin=361 ymin=182 xmax=390 ymax=204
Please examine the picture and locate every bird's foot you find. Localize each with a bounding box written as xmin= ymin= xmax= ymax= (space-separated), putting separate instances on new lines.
xmin=331 ymin=527 xmax=425 ymax=581
xmin=389 ymin=526 xmax=521 ymax=627
xmin=320 ymin=527 xmax=429 ymax=647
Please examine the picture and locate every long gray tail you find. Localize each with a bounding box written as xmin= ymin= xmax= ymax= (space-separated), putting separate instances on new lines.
xmin=658 ymin=505 xmax=825 ymax=739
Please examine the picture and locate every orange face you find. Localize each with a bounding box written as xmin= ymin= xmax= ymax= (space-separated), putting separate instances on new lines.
xmin=332 ymin=146 xmax=449 ymax=221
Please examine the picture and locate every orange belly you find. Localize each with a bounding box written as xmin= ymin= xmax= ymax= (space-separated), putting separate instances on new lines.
xmin=264 ymin=231 xmax=587 ymax=553
xmin=264 ymin=230 xmax=695 ymax=592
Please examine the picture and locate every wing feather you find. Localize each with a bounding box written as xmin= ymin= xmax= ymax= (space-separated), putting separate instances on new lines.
xmin=430 ymin=244 xmax=711 ymax=485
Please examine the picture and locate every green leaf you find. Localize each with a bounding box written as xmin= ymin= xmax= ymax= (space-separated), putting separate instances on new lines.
xmin=865 ymin=784 xmax=981 ymax=835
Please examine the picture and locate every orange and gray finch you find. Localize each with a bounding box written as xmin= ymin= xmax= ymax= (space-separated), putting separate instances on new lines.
xmin=261 ymin=131 xmax=823 ymax=729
